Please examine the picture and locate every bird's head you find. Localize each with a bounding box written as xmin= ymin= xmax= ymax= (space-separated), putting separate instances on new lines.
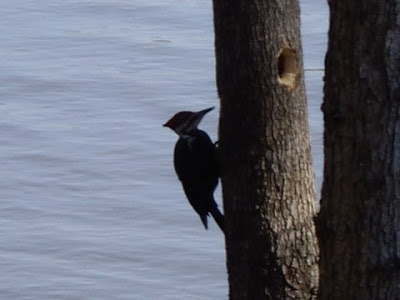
xmin=163 ymin=107 xmax=214 ymax=137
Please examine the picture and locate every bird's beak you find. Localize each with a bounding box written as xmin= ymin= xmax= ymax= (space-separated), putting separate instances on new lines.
xmin=195 ymin=107 xmax=214 ymax=119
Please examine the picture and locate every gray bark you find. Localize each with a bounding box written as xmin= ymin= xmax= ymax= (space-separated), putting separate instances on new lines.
xmin=212 ymin=0 xmax=319 ymax=298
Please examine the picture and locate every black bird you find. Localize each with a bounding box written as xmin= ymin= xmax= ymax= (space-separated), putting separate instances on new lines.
xmin=163 ymin=107 xmax=224 ymax=232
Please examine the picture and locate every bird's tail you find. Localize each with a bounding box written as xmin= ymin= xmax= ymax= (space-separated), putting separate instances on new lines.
xmin=210 ymin=205 xmax=225 ymax=233
xmin=200 ymin=215 xmax=208 ymax=230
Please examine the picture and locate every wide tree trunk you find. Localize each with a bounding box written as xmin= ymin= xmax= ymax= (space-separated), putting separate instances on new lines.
xmin=318 ymin=0 xmax=400 ymax=299
xmin=212 ymin=0 xmax=319 ymax=298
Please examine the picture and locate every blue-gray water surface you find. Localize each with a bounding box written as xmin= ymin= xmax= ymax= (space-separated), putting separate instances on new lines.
xmin=0 ymin=1 xmax=327 ymax=299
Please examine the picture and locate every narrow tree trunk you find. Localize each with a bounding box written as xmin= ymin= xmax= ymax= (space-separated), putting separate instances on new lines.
xmin=318 ymin=0 xmax=400 ymax=299
xmin=212 ymin=0 xmax=319 ymax=298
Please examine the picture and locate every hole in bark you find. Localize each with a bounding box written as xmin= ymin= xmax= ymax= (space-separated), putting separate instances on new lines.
xmin=277 ymin=48 xmax=298 ymax=90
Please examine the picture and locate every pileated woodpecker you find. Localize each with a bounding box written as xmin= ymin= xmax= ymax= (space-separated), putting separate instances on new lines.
xmin=163 ymin=107 xmax=224 ymax=233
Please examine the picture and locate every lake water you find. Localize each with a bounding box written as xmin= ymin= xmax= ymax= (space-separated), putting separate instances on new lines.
xmin=0 ymin=1 xmax=327 ymax=299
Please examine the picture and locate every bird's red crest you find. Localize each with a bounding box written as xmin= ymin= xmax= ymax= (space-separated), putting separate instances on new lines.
xmin=163 ymin=111 xmax=192 ymax=129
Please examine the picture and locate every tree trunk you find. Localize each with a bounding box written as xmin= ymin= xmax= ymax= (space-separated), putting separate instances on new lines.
xmin=212 ymin=0 xmax=319 ymax=298
xmin=318 ymin=0 xmax=400 ymax=299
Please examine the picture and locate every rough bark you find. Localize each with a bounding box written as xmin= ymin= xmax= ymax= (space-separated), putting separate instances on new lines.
xmin=212 ymin=0 xmax=319 ymax=299
xmin=318 ymin=0 xmax=400 ymax=299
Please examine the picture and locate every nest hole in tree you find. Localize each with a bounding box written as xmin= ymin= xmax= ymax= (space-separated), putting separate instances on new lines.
xmin=277 ymin=48 xmax=298 ymax=90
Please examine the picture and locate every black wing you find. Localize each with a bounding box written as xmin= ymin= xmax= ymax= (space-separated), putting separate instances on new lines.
xmin=173 ymin=130 xmax=219 ymax=212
